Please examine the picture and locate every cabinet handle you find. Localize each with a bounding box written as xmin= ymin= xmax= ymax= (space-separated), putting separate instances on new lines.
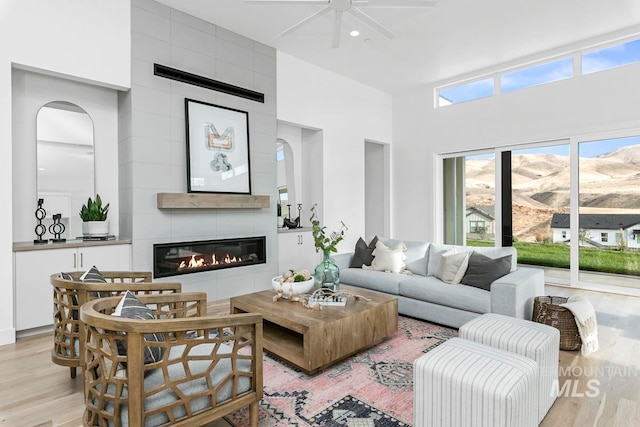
xmin=73 ymin=253 xmax=77 ymax=269
xmin=80 ymin=252 xmax=84 ymax=269
xmin=298 ymin=235 xmax=303 ymax=245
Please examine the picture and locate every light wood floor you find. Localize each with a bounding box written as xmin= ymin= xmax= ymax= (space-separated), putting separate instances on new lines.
xmin=0 ymin=286 xmax=638 ymax=427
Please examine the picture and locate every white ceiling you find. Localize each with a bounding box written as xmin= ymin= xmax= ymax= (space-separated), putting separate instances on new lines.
xmin=155 ymin=0 xmax=640 ymax=94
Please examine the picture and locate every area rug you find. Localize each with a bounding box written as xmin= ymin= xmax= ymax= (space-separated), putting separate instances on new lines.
xmin=225 ymin=316 xmax=457 ymax=427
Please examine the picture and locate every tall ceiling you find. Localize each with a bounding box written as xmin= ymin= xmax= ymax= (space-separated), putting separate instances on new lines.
xmin=155 ymin=0 xmax=640 ymax=94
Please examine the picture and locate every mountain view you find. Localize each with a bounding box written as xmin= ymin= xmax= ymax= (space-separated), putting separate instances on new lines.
xmin=465 ymin=144 xmax=640 ymax=242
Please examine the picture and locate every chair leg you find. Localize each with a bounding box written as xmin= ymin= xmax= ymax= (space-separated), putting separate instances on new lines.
xmin=249 ymin=401 xmax=259 ymax=427
xmin=70 ymin=367 xmax=77 ymax=379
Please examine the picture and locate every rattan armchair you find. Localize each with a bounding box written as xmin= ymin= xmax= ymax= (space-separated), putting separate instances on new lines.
xmin=51 ymin=271 xmax=182 ymax=378
xmin=80 ymin=292 xmax=263 ymax=427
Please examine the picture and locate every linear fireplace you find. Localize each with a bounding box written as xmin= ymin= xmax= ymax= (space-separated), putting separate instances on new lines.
xmin=153 ymin=236 xmax=266 ymax=278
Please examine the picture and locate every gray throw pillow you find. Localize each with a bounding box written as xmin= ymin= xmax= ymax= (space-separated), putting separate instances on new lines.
xmin=461 ymin=252 xmax=512 ymax=291
xmin=80 ymin=265 xmax=111 ymax=299
xmin=349 ymin=236 xmax=379 ymax=268
xmin=114 ymin=291 xmax=165 ymax=365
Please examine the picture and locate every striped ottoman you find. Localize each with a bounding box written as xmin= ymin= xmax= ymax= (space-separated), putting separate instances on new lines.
xmin=459 ymin=313 xmax=559 ymax=423
xmin=414 ymin=338 xmax=538 ymax=427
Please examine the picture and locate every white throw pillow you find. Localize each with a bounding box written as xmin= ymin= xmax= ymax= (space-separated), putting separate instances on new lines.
xmin=371 ymin=240 xmax=406 ymax=273
xmin=434 ymin=248 xmax=471 ymax=284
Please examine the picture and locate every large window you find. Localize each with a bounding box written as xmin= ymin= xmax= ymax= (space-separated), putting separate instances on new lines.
xmin=578 ymin=136 xmax=640 ymax=287
xmin=443 ymin=136 xmax=640 ymax=290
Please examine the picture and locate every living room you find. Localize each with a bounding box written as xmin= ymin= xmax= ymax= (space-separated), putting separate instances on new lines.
xmin=2 ymin=0 xmax=640 ymax=426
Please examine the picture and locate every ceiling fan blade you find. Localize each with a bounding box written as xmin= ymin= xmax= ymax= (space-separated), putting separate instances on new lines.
xmin=245 ymin=0 xmax=328 ymax=4
xmin=352 ymin=0 xmax=438 ymax=7
xmin=332 ymin=10 xmax=343 ymax=49
xmin=348 ymin=7 xmax=395 ymax=39
xmin=278 ymin=5 xmax=332 ymax=37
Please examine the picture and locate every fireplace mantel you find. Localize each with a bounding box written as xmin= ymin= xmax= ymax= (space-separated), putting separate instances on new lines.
xmin=157 ymin=193 xmax=270 ymax=209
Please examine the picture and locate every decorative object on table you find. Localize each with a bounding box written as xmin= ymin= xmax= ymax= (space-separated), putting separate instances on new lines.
xmin=48 ymin=213 xmax=66 ymax=243
xmin=273 ymin=288 xmax=371 ymax=310
xmin=283 ymin=216 xmax=300 ymax=229
xmin=310 ymin=204 xmax=348 ymax=291
xmin=306 ymin=288 xmax=349 ymax=307
xmin=33 ymin=198 xmax=48 ymax=244
xmin=532 ymin=296 xmax=582 ymax=351
xmin=277 ymin=202 xmax=284 ymax=228
xmin=80 ymin=194 xmax=110 ymax=237
xmin=297 ymin=204 xmax=302 ymax=228
xmin=272 ymin=269 xmax=314 ymax=299
xmin=185 ymin=98 xmax=251 ymax=194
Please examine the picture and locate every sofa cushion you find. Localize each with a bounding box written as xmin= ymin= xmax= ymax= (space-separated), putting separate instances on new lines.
xmin=434 ymin=248 xmax=471 ymax=284
xmin=349 ymin=236 xmax=378 ymax=268
xmin=461 ymin=253 xmax=512 ymax=291
xmin=371 ymin=240 xmax=406 ymax=273
xmin=399 ymin=276 xmax=491 ymax=314
xmin=382 ymin=238 xmax=430 ymax=275
xmin=340 ymin=268 xmax=405 ymax=295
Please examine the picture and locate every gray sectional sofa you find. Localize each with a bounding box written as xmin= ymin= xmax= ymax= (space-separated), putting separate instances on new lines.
xmin=333 ymin=239 xmax=544 ymax=328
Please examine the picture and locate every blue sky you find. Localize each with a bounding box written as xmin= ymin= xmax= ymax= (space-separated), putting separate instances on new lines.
xmin=440 ymin=38 xmax=640 ymax=104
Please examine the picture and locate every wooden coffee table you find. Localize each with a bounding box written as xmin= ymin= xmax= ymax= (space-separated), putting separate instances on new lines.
xmin=230 ymin=285 xmax=398 ymax=374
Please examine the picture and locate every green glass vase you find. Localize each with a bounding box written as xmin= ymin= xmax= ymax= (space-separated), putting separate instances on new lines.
xmin=314 ymin=249 xmax=340 ymax=291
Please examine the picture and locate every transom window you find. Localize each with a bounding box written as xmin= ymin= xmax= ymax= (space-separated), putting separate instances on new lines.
xmin=437 ymin=37 xmax=640 ymax=107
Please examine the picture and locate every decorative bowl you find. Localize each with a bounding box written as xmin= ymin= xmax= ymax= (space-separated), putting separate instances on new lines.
xmin=272 ymin=276 xmax=314 ymax=298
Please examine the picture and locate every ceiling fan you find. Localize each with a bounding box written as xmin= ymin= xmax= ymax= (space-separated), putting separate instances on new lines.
xmin=244 ymin=0 xmax=438 ymax=48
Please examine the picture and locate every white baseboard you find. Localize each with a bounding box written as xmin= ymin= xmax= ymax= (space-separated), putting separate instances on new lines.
xmin=0 ymin=327 xmax=16 ymax=346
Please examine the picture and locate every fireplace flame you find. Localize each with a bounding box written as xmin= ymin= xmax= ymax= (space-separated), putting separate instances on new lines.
xmin=178 ymin=253 xmax=241 ymax=270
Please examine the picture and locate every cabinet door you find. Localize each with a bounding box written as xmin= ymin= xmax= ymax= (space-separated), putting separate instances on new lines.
xmin=78 ymin=244 xmax=131 ymax=271
xmin=278 ymin=231 xmax=319 ymax=272
xmin=14 ymin=248 xmax=76 ymax=331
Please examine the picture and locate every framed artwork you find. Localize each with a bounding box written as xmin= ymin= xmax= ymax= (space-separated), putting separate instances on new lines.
xmin=185 ymin=98 xmax=251 ymax=194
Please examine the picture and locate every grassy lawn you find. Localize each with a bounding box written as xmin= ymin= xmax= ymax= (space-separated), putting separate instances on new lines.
xmin=467 ymin=240 xmax=640 ymax=276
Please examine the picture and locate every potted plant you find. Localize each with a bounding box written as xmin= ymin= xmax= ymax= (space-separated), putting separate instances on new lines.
xmin=80 ymin=194 xmax=110 ymax=236
xmin=310 ymin=204 xmax=348 ymax=291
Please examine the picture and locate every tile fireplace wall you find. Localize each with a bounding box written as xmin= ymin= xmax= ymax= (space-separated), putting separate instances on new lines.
xmin=119 ymin=0 xmax=278 ymax=300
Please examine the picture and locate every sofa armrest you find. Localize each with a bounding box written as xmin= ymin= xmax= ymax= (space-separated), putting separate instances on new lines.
xmin=333 ymin=252 xmax=353 ymax=269
xmin=490 ymin=267 xmax=545 ymax=320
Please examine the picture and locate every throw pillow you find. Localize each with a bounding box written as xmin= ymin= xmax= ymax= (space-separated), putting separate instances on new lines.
xmin=434 ymin=249 xmax=471 ymax=284
xmin=80 ymin=265 xmax=110 ymax=299
xmin=349 ymin=236 xmax=379 ymax=268
xmin=371 ymin=240 xmax=406 ymax=273
xmin=113 ymin=291 xmax=165 ymax=365
xmin=461 ymin=252 xmax=512 ymax=291
xmin=59 ymin=272 xmax=79 ymax=321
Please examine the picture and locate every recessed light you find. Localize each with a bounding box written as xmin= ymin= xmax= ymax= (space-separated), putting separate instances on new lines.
xmin=350 ymin=30 xmax=360 ymax=37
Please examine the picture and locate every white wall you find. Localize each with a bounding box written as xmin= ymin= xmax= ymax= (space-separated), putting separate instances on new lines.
xmin=392 ymin=62 xmax=640 ymax=243
xmin=0 ymin=0 xmax=130 ymax=345
xmin=277 ymin=52 xmax=393 ymax=252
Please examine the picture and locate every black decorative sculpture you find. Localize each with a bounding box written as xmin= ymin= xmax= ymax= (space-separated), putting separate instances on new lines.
xmin=34 ymin=198 xmax=48 ymax=244
xmin=49 ymin=213 xmax=66 ymax=243
xmin=283 ymin=216 xmax=300 ymax=229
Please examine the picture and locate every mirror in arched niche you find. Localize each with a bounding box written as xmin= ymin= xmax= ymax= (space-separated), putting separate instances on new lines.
xmin=36 ymin=101 xmax=95 ymax=240
xmin=276 ymin=138 xmax=296 ymax=224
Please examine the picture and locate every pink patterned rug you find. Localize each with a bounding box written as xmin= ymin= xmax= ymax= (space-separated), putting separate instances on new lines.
xmin=225 ymin=316 xmax=457 ymax=427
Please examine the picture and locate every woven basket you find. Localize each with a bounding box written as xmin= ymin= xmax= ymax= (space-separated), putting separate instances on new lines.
xmin=532 ymin=296 xmax=581 ymax=351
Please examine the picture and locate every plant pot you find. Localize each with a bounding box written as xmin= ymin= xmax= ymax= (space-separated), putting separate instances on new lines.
xmin=82 ymin=220 xmax=110 ymax=236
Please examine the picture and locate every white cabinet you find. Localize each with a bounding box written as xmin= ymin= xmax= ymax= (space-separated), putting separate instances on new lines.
xmin=14 ymin=243 xmax=131 ymax=332
xmin=278 ymin=230 xmax=319 ymax=273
